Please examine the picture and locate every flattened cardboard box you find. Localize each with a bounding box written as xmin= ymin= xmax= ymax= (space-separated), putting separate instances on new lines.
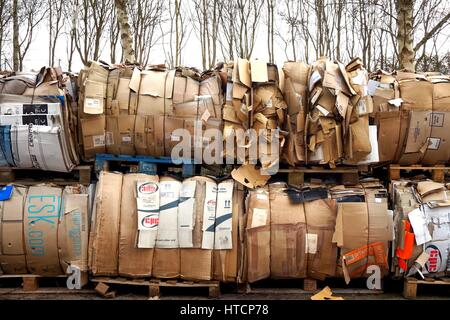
xmin=89 ymin=172 xmax=122 ymax=276
xmin=180 ymin=177 xmax=216 ymax=281
xmin=304 ymin=198 xmax=338 ymax=280
xmin=106 ymin=114 xmax=136 ymax=155
xmin=24 ymin=186 xmax=63 ymax=276
xmin=119 ymin=174 xmax=156 ymax=277
xmin=58 ymin=187 xmax=89 ymax=272
xmin=269 ymin=184 xmax=307 ymax=279
xmin=136 ymin=179 xmax=160 ymax=248
xmin=245 ymin=189 xmax=271 ymax=283
xmin=0 ymin=186 xmax=28 ymax=274
xmin=213 ymin=182 xmax=243 ymax=282
xmin=152 ymin=177 xmax=181 ymax=279
xmin=80 ymin=115 xmax=106 ymax=160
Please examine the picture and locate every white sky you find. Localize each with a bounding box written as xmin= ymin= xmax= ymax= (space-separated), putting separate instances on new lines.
xmin=20 ymin=3 xmax=450 ymax=73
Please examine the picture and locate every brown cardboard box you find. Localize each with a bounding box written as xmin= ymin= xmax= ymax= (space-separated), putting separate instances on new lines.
xmin=398 ymin=80 xmax=433 ymax=110
xmin=152 ymin=176 xmax=181 ymax=279
xmin=58 ymin=186 xmax=89 ymax=273
xmin=80 ymin=115 xmax=106 ymax=160
xmin=213 ymin=181 xmax=244 ymax=282
xmin=0 ymin=186 xmax=28 ymax=274
xmin=269 ymin=183 xmax=307 ymax=279
xmin=24 ymin=185 xmax=63 ymax=276
xmin=374 ymin=111 xmax=401 ymax=162
xmin=106 ymin=115 xmax=136 ymax=155
xmin=134 ymin=115 xmax=164 ymax=156
xmin=118 ymin=174 xmax=156 ymax=277
xmin=245 ymin=188 xmax=271 ymax=283
xmin=304 ymin=198 xmax=338 ymax=280
xmin=89 ymin=172 xmax=123 ymax=276
xmin=136 ymin=69 xmax=175 ymax=116
xmin=179 ymin=176 xmax=216 ymax=281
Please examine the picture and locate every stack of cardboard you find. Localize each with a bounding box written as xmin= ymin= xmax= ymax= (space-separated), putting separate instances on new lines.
xmin=306 ymin=58 xmax=374 ymax=167
xmin=89 ymin=172 xmax=244 ymax=282
xmin=0 ymin=67 xmax=79 ymax=171
xmin=391 ymin=180 xmax=450 ymax=278
xmin=371 ymin=72 xmax=450 ymax=165
xmin=223 ymin=59 xmax=286 ymax=173
xmin=78 ymin=63 xmax=224 ymax=161
xmin=331 ymin=181 xmax=393 ymax=283
xmin=244 ymin=182 xmax=338 ymax=282
xmin=244 ymin=180 xmax=393 ymax=283
xmin=281 ymin=62 xmax=310 ymax=165
xmin=0 ymin=184 xmax=90 ymax=275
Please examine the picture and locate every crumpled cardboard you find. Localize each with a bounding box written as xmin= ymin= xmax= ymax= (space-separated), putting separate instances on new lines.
xmin=391 ymin=179 xmax=450 ymax=277
xmin=231 ymin=164 xmax=271 ymax=189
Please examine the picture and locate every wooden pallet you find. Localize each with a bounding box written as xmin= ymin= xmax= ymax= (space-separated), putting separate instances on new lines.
xmin=90 ymin=277 xmax=220 ymax=298
xmin=0 ymin=165 xmax=92 ymax=185
xmin=403 ymin=277 xmax=450 ymax=299
xmin=0 ymin=273 xmax=89 ymax=292
xmin=240 ymin=278 xmax=384 ymax=295
xmin=389 ymin=164 xmax=450 ymax=182
xmin=279 ymin=167 xmax=360 ymax=185
xmin=94 ymin=154 xmax=195 ymax=177
xmin=149 ymin=279 xmax=220 ymax=298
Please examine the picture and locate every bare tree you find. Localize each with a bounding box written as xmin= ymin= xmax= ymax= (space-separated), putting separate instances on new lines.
xmin=234 ymin=0 xmax=264 ymax=59
xmin=217 ymin=0 xmax=237 ymax=61
xmin=266 ymin=0 xmax=275 ymax=63
xmin=108 ymin=5 xmax=119 ymax=64
xmin=12 ymin=0 xmax=47 ymax=71
xmin=163 ymin=0 xmax=190 ymax=68
xmin=63 ymin=0 xmax=78 ymax=71
xmin=129 ymin=0 xmax=165 ymax=67
xmin=190 ymin=0 xmax=220 ymax=69
xmin=114 ymin=0 xmax=135 ymax=63
xmin=47 ymin=0 xmax=64 ymax=66
xmin=0 ymin=0 xmax=11 ymax=69
xmin=74 ymin=0 xmax=113 ymax=66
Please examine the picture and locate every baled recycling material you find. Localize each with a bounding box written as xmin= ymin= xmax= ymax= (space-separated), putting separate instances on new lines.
xmin=391 ymin=180 xmax=450 ymax=277
xmin=0 ymin=184 xmax=90 ymax=275
xmin=89 ymin=173 xmax=244 ymax=282
xmin=0 ymin=68 xmax=79 ymax=172
xmin=244 ymin=180 xmax=393 ymax=283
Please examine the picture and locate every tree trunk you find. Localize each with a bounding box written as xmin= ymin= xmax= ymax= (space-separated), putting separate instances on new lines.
xmin=397 ymin=0 xmax=415 ymax=71
xmin=115 ymin=0 xmax=135 ymax=64
xmin=12 ymin=0 xmax=19 ymax=71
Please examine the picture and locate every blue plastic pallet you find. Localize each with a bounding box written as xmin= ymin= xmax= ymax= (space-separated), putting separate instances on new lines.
xmin=94 ymin=153 xmax=195 ymax=177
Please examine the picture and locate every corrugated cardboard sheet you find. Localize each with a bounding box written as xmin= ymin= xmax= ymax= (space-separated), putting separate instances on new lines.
xmin=89 ymin=172 xmax=123 ymax=276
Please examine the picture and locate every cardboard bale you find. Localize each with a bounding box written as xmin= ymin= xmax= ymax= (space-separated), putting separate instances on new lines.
xmin=80 ymin=62 xmax=109 ymax=117
xmin=58 ymin=185 xmax=89 ymax=273
xmin=0 ymin=186 xmax=28 ymax=274
xmin=332 ymin=184 xmax=392 ymax=281
xmin=179 ymin=176 xmax=217 ymax=281
xmin=152 ymin=176 xmax=181 ymax=279
xmin=24 ymin=185 xmax=63 ymax=276
xmin=118 ymin=174 xmax=157 ymax=277
xmin=89 ymin=172 xmax=123 ymax=276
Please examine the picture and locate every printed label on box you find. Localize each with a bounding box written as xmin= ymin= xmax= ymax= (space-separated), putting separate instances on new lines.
xmin=427 ymin=137 xmax=441 ymax=150
xmin=93 ymin=134 xmax=105 ymax=147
